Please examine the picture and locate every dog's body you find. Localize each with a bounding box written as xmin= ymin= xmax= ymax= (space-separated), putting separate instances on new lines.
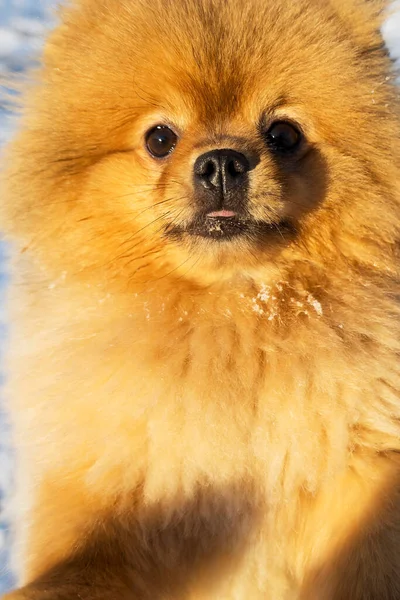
xmin=2 ymin=0 xmax=400 ymax=598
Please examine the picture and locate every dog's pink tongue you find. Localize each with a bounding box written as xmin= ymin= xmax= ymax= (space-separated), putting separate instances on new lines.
xmin=207 ymin=210 xmax=236 ymax=218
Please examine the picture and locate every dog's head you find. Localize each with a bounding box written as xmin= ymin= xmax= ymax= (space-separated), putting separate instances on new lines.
xmin=3 ymin=0 xmax=400 ymax=288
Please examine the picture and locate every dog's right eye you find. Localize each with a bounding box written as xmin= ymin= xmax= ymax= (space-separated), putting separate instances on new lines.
xmin=145 ymin=125 xmax=178 ymax=158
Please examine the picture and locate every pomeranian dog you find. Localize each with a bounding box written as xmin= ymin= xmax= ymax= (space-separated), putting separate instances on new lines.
xmin=1 ymin=0 xmax=400 ymax=597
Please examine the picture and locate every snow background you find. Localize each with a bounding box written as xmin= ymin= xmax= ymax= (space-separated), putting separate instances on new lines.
xmin=0 ymin=0 xmax=399 ymax=593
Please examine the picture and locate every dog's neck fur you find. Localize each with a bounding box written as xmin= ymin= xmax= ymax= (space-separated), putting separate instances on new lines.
xmin=12 ymin=253 xmax=400 ymax=501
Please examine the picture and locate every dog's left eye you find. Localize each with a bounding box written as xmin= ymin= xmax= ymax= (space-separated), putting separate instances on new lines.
xmin=265 ymin=121 xmax=302 ymax=155
xmin=145 ymin=125 xmax=178 ymax=158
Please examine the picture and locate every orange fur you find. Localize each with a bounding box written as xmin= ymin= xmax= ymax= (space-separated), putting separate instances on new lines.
xmin=1 ymin=0 xmax=400 ymax=598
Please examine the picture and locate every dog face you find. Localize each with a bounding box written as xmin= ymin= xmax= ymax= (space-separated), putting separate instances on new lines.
xmin=4 ymin=0 xmax=399 ymax=287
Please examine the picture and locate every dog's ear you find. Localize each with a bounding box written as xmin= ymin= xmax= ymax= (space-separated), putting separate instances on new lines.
xmin=330 ymin=0 xmax=386 ymax=14
xmin=330 ymin=0 xmax=390 ymax=55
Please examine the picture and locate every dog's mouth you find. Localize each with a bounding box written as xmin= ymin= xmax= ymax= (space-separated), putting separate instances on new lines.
xmin=165 ymin=212 xmax=297 ymax=243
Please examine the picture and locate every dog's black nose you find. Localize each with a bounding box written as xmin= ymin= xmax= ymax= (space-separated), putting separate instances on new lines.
xmin=194 ymin=149 xmax=250 ymax=195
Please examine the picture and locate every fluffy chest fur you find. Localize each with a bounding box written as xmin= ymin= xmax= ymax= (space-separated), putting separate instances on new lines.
xmin=6 ymin=262 xmax=400 ymax=598
xmin=9 ymin=262 xmax=400 ymax=499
